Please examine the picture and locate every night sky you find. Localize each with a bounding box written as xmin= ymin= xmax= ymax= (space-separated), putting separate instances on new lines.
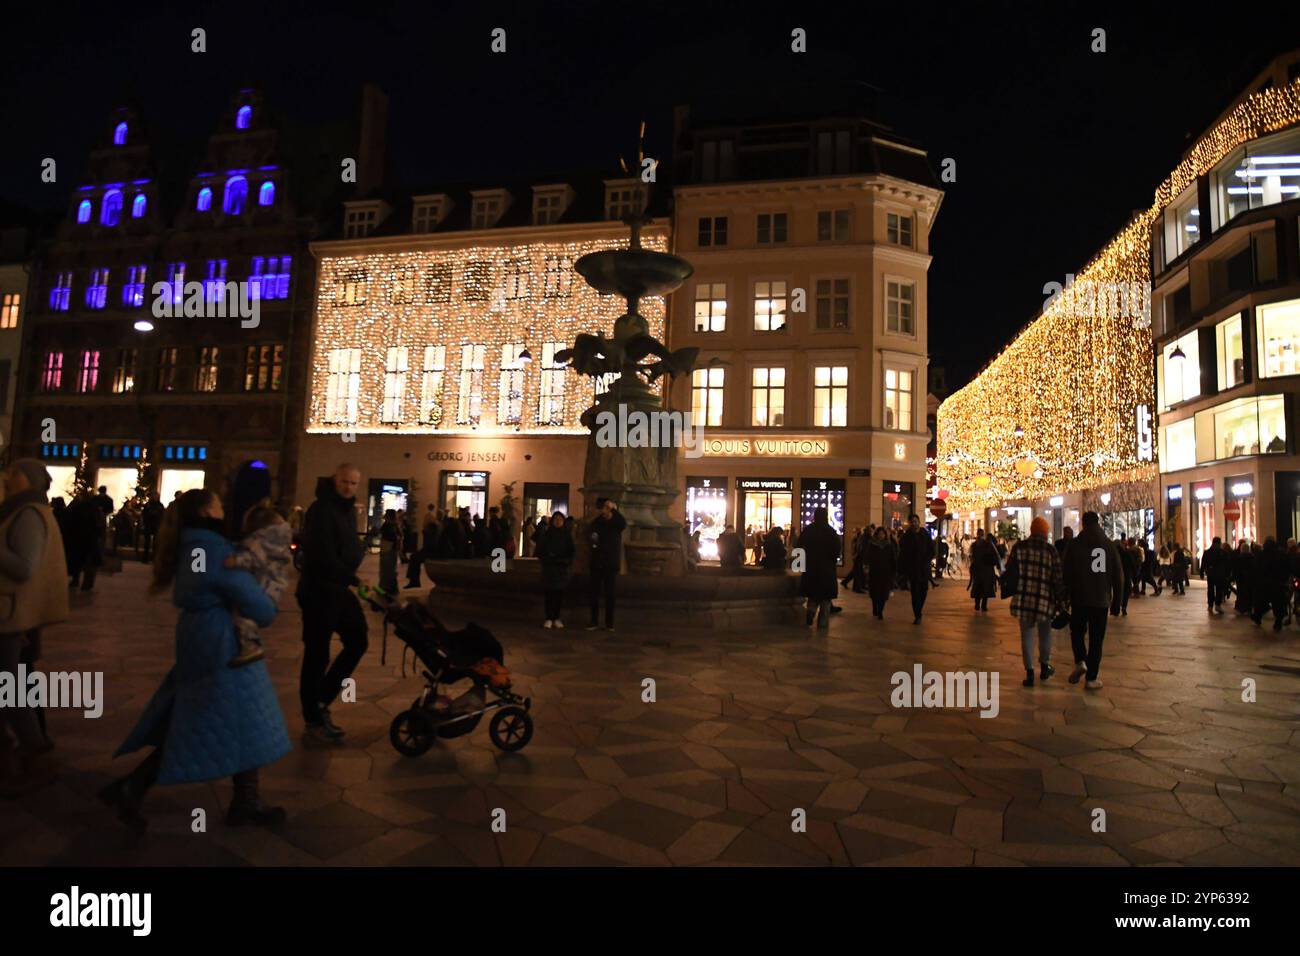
xmin=4 ymin=0 xmax=1298 ymax=389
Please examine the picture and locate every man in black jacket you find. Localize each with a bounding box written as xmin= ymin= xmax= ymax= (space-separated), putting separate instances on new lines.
xmin=1200 ymin=536 xmax=1231 ymax=614
xmin=1062 ymin=512 xmax=1125 ymax=690
xmin=296 ymin=464 xmax=367 ymax=742
xmin=586 ymin=498 xmax=626 ymax=631
xmin=898 ymin=514 xmax=935 ymax=624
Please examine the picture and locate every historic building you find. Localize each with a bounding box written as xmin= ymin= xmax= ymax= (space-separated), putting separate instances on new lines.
xmin=0 ymin=218 xmax=33 ymax=461
xmin=14 ymin=91 xmax=321 ymax=506
xmin=295 ymin=171 xmax=669 ymax=546
xmin=665 ymin=97 xmax=943 ymax=558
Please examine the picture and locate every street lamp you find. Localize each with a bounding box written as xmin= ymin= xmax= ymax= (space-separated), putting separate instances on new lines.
xmin=133 ymin=318 xmax=154 ymax=332
xmin=518 ymin=347 xmax=532 ymax=364
xmin=1168 ymin=344 xmax=1186 ymax=365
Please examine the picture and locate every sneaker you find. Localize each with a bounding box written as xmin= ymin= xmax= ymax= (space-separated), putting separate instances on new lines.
xmin=1068 ymin=662 xmax=1087 ymax=684
xmin=543 ymin=620 xmax=553 ymax=629
xmin=318 ymin=708 xmax=345 ymax=738
xmin=227 ymin=802 xmax=287 ymax=827
xmin=1040 ymin=663 xmax=1055 ymax=680
xmin=1085 ymin=679 xmax=1104 ymax=690
xmin=553 ymin=620 xmax=564 ymax=629
xmin=586 ymin=623 xmax=600 ymax=631
xmin=604 ymin=625 xmax=615 ymax=632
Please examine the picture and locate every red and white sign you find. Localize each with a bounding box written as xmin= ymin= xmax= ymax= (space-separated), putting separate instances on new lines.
xmin=929 ymin=498 xmax=948 ymax=519
xmin=1222 ymin=501 xmax=1242 ymax=521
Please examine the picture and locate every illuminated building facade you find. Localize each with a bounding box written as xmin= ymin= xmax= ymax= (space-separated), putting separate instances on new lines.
xmin=938 ymin=53 xmax=1300 ymax=558
xmin=665 ymin=96 xmax=943 ymax=559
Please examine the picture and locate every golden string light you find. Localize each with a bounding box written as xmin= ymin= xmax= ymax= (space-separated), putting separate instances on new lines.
xmin=938 ymin=78 xmax=1300 ymax=512
xmin=306 ymin=230 xmax=669 ymax=434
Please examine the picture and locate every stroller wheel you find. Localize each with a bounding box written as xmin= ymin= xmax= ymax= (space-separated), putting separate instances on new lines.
xmin=390 ymin=709 xmax=436 ymax=757
xmin=489 ymin=706 xmax=534 ymax=752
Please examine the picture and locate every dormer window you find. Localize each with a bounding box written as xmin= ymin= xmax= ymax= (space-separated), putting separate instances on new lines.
xmin=113 ymin=122 xmax=128 ymax=146
xmin=605 ymin=180 xmax=646 ymax=220
xmin=532 ymin=186 xmax=572 ymax=225
xmin=471 ymin=190 xmax=510 ymax=229
xmin=412 ymin=195 xmax=449 ymax=234
xmin=236 ymin=105 xmax=252 ymax=130
xmin=343 ymin=200 xmax=388 ymax=239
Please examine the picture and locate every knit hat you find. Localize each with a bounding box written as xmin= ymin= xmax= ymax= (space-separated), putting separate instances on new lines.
xmin=8 ymin=458 xmax=52 ymax=494
xmin=1030 ymin=516 xmax=1051 ymax=538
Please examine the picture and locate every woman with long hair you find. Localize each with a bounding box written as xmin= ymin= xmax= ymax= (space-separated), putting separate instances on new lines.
xmin=100 ymin=488 xmax=290 ymax=832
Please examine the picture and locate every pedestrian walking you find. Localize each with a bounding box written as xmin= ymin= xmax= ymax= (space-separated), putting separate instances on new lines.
xmin=586 ymin=498 xmax=626 ymax=631
xmin=865 ymin=526 xmax=896 ymax=619
xmin=967 ymin=528 xmax=1000 ymax=611
xmin=139 ymin=494 xmax=164 ymax=563
xmin=63 ymin=491 xmax=105 ymax=592
xmin=1006 ymin=517 xmax=1065 ymax=688
xmin=1201 ymin=536 xmax=1231 ymax=614
xmin=898 ymin=514 xmax=934 ymax=624
xmin=1232 ymin=540 xmax=1254 ymax=614
xmin=1062 ymin=511 xmax=1124 ymax=690
xmin=1251 ymin=537 xmax=1289 ymax=631
xmin=534 ymin=511 xmax=574 ymax=628
xmin=799 ymin=507 xmax=840 ymax=629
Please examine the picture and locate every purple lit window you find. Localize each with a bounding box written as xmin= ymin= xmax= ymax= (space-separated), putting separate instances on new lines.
xmin=258 ymin=181 xmax=275 ymax=206
xmin=49 ymin=272 xmax=72 ymax=311
xmin=197 ymin=187 xmax=212 ymax=212
xmin=85 ymin=268 xmax=109 ymax=310
xmin=101 ymin=190 xmax=123 ymax=227
xmin=123 ymin=265 xmax=147 ymax=307
xmin=41 ymin=352 xmax=63 ymax=391
xmin=236 ymin=106 xmax=252 ymax=129
xmin=77 ymin=199 xmax=92 ymax=224
xmin=132 ymin=194 xmax=147 ymax=218
xmin=113 ymin=122 xmax=127 ymax=145
xmin=223 ymin=176 xmax=247 ymax=215
xmin=250 ymin=256 xmax=291 ymax=300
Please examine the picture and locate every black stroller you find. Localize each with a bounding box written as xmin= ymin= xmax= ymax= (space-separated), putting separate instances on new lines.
xmin=356 ymin=585 xmax=534 ymax=756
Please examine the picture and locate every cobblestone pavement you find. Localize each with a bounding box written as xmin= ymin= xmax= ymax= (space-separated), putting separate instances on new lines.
xmin=3 ymin=558 xmax=1298 ymax=866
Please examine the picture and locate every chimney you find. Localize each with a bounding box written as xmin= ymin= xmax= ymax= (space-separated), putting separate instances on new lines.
xmin=357 ymin=83 xmax=389 ymax=198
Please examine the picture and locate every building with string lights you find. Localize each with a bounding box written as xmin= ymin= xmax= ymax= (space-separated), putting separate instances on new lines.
xmin=938 ymin=53 xmax=1300 ymax=562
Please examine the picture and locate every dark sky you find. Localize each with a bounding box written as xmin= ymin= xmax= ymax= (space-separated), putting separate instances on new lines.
xmin=3 ymin=0 xmax=1298 ymax=389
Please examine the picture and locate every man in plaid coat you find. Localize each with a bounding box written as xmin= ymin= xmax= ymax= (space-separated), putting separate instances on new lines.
xmin=1008 ymin=516 xmax=1066 ymax=687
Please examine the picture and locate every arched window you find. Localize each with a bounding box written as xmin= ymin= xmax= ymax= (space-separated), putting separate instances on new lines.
xmin=236 ymin=105 xmax=252 ymax=130
xmin=258 ymin=181 xmax=275 ymax=207
xmin=132 ymin=194 xmax=147 ymax=218
xmin=223 ymin=176 xmax=247 ymax=215
xmin=101 ymin=189 xmax=123 ymax=227
xmin=197 ymin=187 xmax=212 ymax=212
xmin=77 ymin=199 xmax=93 ymax=224
xmin=113 ymin=122 xmax=128 ymax=145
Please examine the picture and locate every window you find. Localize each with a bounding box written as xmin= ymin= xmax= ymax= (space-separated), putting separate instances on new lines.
xmin=533 ymin=192 xmax=566 ymax=225
xmin=203 ymin=260 xmax=228 ymax=303
xmin=244 ymin=344 xmax=283 ymax=392
xmin=0 ymin=293 xmax=19 ymax=328
xmin=391 ymin=265 xmax=420 ymax=304
xmin=1210 ymin=126 xmax=1300 ymax=230
xmin=1159 ymin=330 xmax=1201 ymax=408
xmin=111 ymin=348 xmax=136 ymax=393
xmin=693 ymin=283 xmax=727 ymax=332
xmin=49 ymin=273 xmax=72 ymax=311
xmin=538 ymin=342 xmax=567 ymax=425
xmin=77 ymin=200 xmax=92 ymax=224
xmin=250 ymin=256 xmax=291 ymax=300
xmin=412 ymin=202 xmax=442 ymax=234
xmin=815 ymin=278 xmax=850 ymax=330
xmin=236 ymin=105 xmax=252 ymax=129
xmin=472 ymin=197 xmax=502 ymax=228
xmin=885 ymin=280 xmax=915 ymax=335
xmin=324 ymin=348 xmax=361 ymax=422
xmin=381 ymin=346 xmax=409 ymax=423
xmin=85 ymin=268 xmax=109 ymax=310
xmin=751 ymin=367 xmax=785 ymax=426
xmin=76 ymin=351 xmax=99 ymax=393
xmin=419 ymin=346 xmax=446 ymax=425
xmin=462 ymin=261 xmax=491 ymax=301
xmin=424 ymin=263 xmax=453 ymax=303
xmin=815 ymin=129 xmax=852 ymax=174
xmin=337 ymin=269 xmax=368 ymax=306
xmin=1162 ymin=186 xmax=1200 ymax=266
xmin=757 ymin=213 xmax=787 ymax=244
xmin=543 ymin=255 xmax=573 ymax=298
xmin=699 ymin=138 xmax=734 ymax=181
xmin=41 ymin=352 xmax=63 ymax=391
xmin=1257 ymin=298 xmax=1300 ymax=378
xmin=817 ymin=209 xmax=850 ymax=241
xmin=605 ymin=184 xmax=645 ymax=220
xmin=813 ymin=366 xmax=848 ymax=427
xmin=156 ymin=347 xmax=179 ymax=392
xmin=131 ymin=194 xmax=147 ymax=218
xmin=258 ymin=182 xmax=275 ymax=207
xmin=100 ymin=190 xmax=122 ymax=227
xmin=344 ymin=207 xmax=377 ymax=238
xmin=197 ymin=187 xmax=212 ymax=212
xmin=753 ymin=281 xmax=788 ymax=332
xmin=504 ymin=259 xmax=529 ymax=300
xmin=498 ymin=344 xmax=525 ymax=425
xmin=1217 ymin=314 xmax=1245 ymax=390
xmin=1159 ymin=419 xmax=1196 ymax=472
xmin=884 ymin=367 xmax=914 ymax=431
xmin=165 ymin=262 xmax=185 ymax=305
xmin=1194 ymin=395 xmax=1287 ymax=462
xmin=887 ymin=213 xmax=913 ymax=247
xmin=698 ymin=216 xmax=727 ymax=247
xmin=457 ymin=345 xmax=486 ymax=425
xmin=691 ymin=367 xmax=724 ymax=427
xmin=113 ymin=121 xmax=128 ymax=145
xmin=223 ymin=176 xmax=247 ymax=215
xmin=196 ymin=347 xmax=219 ymax=392
xmin=122 ymin=265 xmax=147 ymax=307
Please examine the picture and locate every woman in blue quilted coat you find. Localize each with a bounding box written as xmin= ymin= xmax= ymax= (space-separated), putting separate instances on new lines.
xmin=99 ymin=488 xmax=291 ymax=832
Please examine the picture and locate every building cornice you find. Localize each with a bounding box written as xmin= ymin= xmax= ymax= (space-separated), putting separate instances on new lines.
xmin=311 ymin=217 xmax=671 ymax=258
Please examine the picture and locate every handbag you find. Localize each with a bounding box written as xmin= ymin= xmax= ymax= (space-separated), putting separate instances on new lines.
xmin=1051 ymin=608 xmax=1071 ymax=629
xmin=999 ymin=556 xmax=1018 ymax=599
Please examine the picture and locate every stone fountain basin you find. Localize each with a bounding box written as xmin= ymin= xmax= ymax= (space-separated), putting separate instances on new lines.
xmin=575 ymin=250 xmax=694 ymax=299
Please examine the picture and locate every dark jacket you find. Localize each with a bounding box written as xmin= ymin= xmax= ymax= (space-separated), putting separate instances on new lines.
xmin=898 ymin=528 xmax=934 ymax=578
xmin=588 ymin=509 xmax=627 ymax=571
xmin=717 ymin=531 xmax=743 ymax=568
xmin=296 ymin=476 xmax=364 ymax=598
xmin=866 ymin=537 xmax=897 ymax=594
xmin=533 ymin=524 xmax=575 ymax=590
xmin=1063 ymin=524 xmax=1124 ymax=610
xmin=968 ymin=537 xmax=1000 ymax=599
xmin=761 ymin=531 xmax=787 ymax=570
xmin=141 ymin=500 xmax=165 ymax=534
xmin=798 ymin=520 xmax=840 ymax=601
xmin=1200 ymin=543 xmax=1232 ymax=584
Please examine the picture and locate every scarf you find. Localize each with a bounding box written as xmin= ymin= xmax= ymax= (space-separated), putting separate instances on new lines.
xmin=0 ymin=488 xmax=49 ymax=526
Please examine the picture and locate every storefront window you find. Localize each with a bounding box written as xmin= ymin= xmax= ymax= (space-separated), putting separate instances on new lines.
xmin=881 ymin=481 xmax=914 ymax=530
xmin=441 ymin=470 xmax=487 ymax=519
xmin=1159 ymin=418 xmax=1196 ymax=472
xmin=1257 ymin=298 xmax=1300 ymax=378
xmin=1162 ymin=185 xmax=1200 ymax=266
xmin=686 ymin=478 xmax=728 ymax=560
xmin=1194 ymin=394 xmax=1286 ymax=462
xmin=1192 ymin=480 xmax=1215 ymax=564
xmin=1225 ymin=475 xmax=1257 ymax=547
xmin=1211 ymin=126 xmax=1300 ymax=230
xmin=799 ymin=479 xmax=846 ymax=557
xmin=1159 ymin=330 xmax=1200 ymax=409
xmin=738 ymin=479 xmax=793 ymax=548
xmin=1216 ymin=313 xmax=1244 ymax=390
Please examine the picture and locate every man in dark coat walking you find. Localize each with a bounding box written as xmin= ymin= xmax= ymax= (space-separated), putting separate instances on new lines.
xmin=1062 ymin=511 xmax=1124 ymax=690
xmin=586 ymin=498 xmax=626 ymax=631
xmin=898 ymin=514 xmax=935 ymax=624
xmin=1200 ymin=536 xmax=1232 ymax=614
xmin=296 ymin=463 xmax=367 ymax=742
xmin=798 ymin=507 xmax=840 ymax=629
